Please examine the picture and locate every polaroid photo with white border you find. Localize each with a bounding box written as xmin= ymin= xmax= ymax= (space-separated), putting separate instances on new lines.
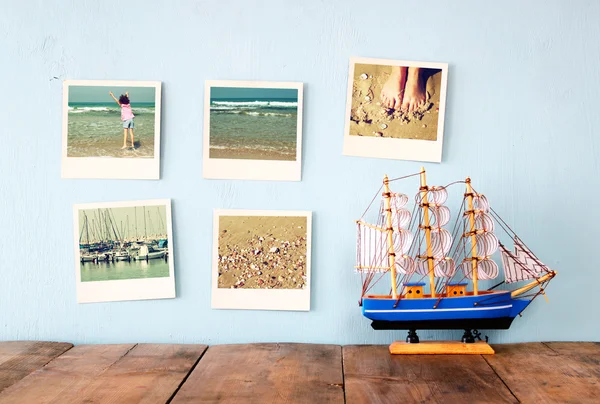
xmin=212 ymin=209 xmax=312 ymax=311
xmin=203 ymin=80 xmax=303 ymax=181
xmin=73 ymin=199 xmax=175 ymax=303
xmin=62 ymin=80 xmax=162 ymax=179
xmin=343 ymin=57 xmax=448 ymax=163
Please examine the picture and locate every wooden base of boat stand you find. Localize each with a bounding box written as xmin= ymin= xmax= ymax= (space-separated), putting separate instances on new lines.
xmin=389 ymin=329 xmax=495 ymax=355
xmin=389 ymin=341 xmax=494 ymax=355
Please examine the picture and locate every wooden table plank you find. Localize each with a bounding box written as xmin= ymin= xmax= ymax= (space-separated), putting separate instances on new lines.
xmin=172 ymin=343 xmax=344 ymax=404
xmin=0 ymin=341 xmax=73 ymax=393
xmin=485 ymin=342 xmax=600 ymax=404
xmin=343 ymin=345 xmax=517 ymax=404
xmin=74 ymin=344 xmax=207 ymax=404
xmin=0 ymin=344 xmax=206 ymax=404
xmin=0 ymin=344 xmax=134 ymax=404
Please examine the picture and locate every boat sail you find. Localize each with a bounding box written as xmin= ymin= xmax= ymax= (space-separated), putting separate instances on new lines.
xmin=356 ymin=168 xmax=557 ymax=334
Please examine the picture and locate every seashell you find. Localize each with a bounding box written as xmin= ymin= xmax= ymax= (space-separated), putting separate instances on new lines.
xmin=422 ymin=124 xmax=427 ymax=128
xmin=364 ymin=96 xmax=371 ymax=102
xmin=380 ymin=123 xmax=388 ymax=129
xmin=374 ymin=132 xmax=384 ymax=137
xmin=360 ymin=73 xmax=368 ymax=80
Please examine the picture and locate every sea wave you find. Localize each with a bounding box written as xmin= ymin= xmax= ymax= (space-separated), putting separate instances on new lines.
xmin=211 ymin=110 xmax=293 ymax=117
xmin=211 ymin=100 xmax=298 ymax=108
xmin=68 ymin=106 xmax=155 ymax=114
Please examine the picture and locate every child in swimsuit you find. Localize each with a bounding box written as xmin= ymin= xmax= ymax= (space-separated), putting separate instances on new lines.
xmin=109 ymin=91 xmax=135 ymax=149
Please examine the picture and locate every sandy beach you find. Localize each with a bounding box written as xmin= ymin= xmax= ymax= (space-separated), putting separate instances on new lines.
xmin=209 ymin=148 xmax=295 ymax=161
xmin=349 ymin=63 xmax=442 ymax=141
xmin=217 ymin=216 xmax=308 ymax=289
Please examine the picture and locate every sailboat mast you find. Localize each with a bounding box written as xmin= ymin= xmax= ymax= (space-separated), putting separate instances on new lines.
xmin=419 ymin=168 xmax=436 ymax=298
xmin=465 ymin=178 xmax=479 ymax=295
xmin=383 ymin=175 xmax=398 ymax=299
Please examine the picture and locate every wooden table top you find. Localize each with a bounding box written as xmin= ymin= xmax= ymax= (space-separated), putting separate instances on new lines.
xmin=0 ymin=341 xmax=598 ymax=403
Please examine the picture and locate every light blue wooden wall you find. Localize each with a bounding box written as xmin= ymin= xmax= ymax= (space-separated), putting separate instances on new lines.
xmin=1 ymin=0 xmax=598 ymax=344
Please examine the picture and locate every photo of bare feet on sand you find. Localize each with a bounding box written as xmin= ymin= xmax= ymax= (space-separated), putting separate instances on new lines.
xmin=343 ymin=58 xmax=448 ymax=163
xmin=212 ymin=210 xmax=312 ymax=311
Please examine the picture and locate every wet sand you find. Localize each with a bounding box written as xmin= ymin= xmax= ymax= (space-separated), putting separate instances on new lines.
xmin=209 ymin=148 xmax=295 ymax=161
xmin=349 ymin=63 xmax=442 ymax=141
xmin=217 ymin=216 xmax=308 ymax=289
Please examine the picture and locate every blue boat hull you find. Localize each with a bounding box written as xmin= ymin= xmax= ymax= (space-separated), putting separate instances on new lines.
xmin=362 ymin=291 xmax=532 ymax=330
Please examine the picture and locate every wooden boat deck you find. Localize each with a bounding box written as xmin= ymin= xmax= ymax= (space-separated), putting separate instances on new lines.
xmin=0 ymin=341 xmax=598 ymax=403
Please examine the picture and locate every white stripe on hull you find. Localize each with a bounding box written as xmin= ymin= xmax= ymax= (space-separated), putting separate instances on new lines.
xmin=364 ymin=304 xmax=512 ymax=314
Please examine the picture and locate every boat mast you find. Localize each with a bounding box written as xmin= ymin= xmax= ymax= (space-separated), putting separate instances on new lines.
xmin=383 ymin=175 xmax=398 ymax=299
xmin=420 ymin=168 xmax=436 ymax=298
xmin=465 ymin=178 xmax=479 ymax=295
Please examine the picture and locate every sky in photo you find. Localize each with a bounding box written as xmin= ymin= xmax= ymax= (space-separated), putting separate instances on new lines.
xmin=211 ymin=87 xmax=298 ymax=100
xmin=68 ymin=85 xmax=156 ymax=104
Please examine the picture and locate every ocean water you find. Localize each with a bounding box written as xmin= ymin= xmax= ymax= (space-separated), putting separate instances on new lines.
xmin=80 ymin=257 xmax=169 ymax=282
xmin=67 ymin=102 xmax=156 ymax=158
xmin=209 ymin=98 xmax=298 ymax=160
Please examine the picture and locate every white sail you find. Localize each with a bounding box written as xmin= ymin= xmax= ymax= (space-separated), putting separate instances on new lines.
xmin=383 ymin=193 xmax=412 ymax=228
xmin=472 ymin=194 xmax=489 ymax=211
xmin=430 ymin=205 xmax=451 ymax=227
xmin=461 ymin=259 xmax=499 ymax=280
xmin=416 ymin=257 xmax=456 ymax=277
xmin=473 ymin=211 xmax=495 ymax=232
xmin=356 ymin=223 xmax=414 ymax=273
xmin=396 ymin=255 xmax=415 ymax=275
xmin=430 ymin=228 xmax=453 ymax=257
xmin=428 ymin=186 xmax=448 ymax=205
xmin=413 ymin=186 xmax=455 ymax=278
xmin=499 ymin=238 xmax=549 ymax=283
xmin=475 ymin=232 xmax=499 ymax=256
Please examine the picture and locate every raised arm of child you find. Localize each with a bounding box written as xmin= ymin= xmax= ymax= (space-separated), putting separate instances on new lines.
xmin=109 ymin=91 xmax=121 ymax=106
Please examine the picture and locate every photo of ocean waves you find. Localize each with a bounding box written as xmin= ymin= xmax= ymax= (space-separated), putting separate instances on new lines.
xmin=209 ymin=93 xmax=299 ymax=161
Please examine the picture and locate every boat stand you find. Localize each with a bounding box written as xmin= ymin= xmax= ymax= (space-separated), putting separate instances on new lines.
xmin=389 ymin=329 xmax=495 ymax=355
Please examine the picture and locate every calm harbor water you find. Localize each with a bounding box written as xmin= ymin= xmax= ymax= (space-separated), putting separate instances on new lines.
xmin=80 ymin=258 xmax=169 ymax=282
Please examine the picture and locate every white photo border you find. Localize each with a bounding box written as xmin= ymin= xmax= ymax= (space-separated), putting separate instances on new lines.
xmin=62 ymin=80 xmax=162 ymax=180
xmin=73 ymin=199 xmax=175 ymax=303
xmin=211 ymin=209 xmax=312 ymax=311
xmin=203 ymin=80 xmax=304 ymax=181
xmin=343 ymin=57 xmax=448 ymax=163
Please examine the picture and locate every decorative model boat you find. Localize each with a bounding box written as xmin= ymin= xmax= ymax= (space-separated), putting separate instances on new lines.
xmin=356 ymin=168 xmax=556 ymax=347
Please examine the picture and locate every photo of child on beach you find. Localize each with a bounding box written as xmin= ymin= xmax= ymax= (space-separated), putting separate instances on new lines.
xmin=212 ymin=210 xmax=312 ymax=311
xmin=343 ymin=58 xmax=448 ymax=163
xmin=67 ymin=84 xmax=157 ymax=158
xmin=62 ymin=80 xmax=162 ymax=179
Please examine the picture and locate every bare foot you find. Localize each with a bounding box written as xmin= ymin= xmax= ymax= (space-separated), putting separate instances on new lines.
xmin=121 ymin=145 xmax=128 ymax=149
xmin=402 ymin=67 xmax=427 ymax=112
xmin=380 ymin=66 xmax=407 ymax=110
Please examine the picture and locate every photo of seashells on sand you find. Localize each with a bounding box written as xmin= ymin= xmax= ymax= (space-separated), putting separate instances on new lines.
xmin=350 ymin=63 xmax=443 ymax=141
xmin=216 ymin=215 xmax=309 ymax=290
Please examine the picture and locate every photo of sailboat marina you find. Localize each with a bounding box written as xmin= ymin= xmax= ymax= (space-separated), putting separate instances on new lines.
xmin=78 ymin=205 xmax=170 ymax=282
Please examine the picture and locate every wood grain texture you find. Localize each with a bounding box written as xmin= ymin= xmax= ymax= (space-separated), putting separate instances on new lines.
xmin=343 ymin=345 xmax=517 ymax=404
xmin=485 ymin=342 xmax=600 ymax=403
xmin=389 ymin=341 xmax=495 ymax=355
xmin=0 ymin=344 xmax=134 ymax=404
xmin=0 ymin=344 xmax=206 ymax=404
xmin=171 ymin=343 xmax=344 ymax=404
xmin=0 ymin=341 xmax=73 ymax=393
